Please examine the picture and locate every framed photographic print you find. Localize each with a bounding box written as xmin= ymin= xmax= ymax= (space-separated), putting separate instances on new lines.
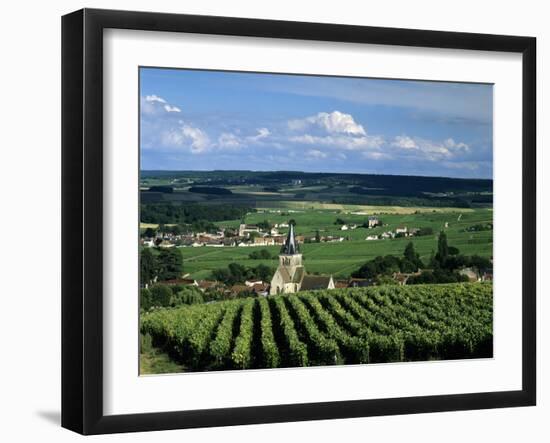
xmin=61 ymin=8 xmax=536 ymax=435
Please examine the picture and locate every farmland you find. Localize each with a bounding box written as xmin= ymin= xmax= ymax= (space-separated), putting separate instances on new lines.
xmin=140 ymin=170 xmax=493 ymax=280
xmin=139 ymin=170 xmax=494 ymax=373
xmin=141 ymin=282 xmax=493 ymax=373
xmin=171 ymin=207 xmax=492 ymax=280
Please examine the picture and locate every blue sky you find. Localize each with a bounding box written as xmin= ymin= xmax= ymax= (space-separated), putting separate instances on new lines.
xmin=140 ymin=68 xmax=493 ymax=178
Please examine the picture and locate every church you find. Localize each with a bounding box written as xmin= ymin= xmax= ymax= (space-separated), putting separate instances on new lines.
xmin=269 ymin=223 xmax=335 ymax=295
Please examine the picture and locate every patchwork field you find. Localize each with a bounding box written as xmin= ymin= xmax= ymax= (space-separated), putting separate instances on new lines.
xmin=176 ymin=207 xmax=492 ymax=280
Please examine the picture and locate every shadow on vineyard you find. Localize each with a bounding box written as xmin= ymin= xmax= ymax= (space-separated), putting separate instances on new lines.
xmin=140 ymin=282 xmax=493 ymax=374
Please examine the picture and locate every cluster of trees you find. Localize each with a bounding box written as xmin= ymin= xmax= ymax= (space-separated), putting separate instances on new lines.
xmin=141 ymin=221 xmax=220 ymax=239
xmin=140 ymin=284 xmax=204 ymax=311
xmin=351 ymin=232 xmax=492 ymax=286
xmin=256 ymin=220 xmax=272 ymax=230
xmin=351 ymin=242 xmax=424 ymax=281
xmin=407 ymin=231 xmax=491 ymax=285
xmin=140 ymin=248 xmax=183 ymax=286
xmin=248 ymin=249 xmax=272 ymax=260
xmin=147 ymin=185 xmax=173 ymax=193
xmin=415 ymin=227 xmax=434 ymax=236
xmin=140 ymin=202 xmax=252 ymax=224
xmin=465 ymin=223 xmax=493 ymax=232
xmin=211 ymin=262 xmax=274 ymax=286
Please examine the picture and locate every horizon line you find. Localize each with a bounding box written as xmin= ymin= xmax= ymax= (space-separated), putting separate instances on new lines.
xmin=139 ymin=168 xmax=493 ymax=181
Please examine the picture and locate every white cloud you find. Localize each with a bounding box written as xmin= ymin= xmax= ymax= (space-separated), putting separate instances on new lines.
xmin=289 ymin=111 xmax=366 ymax=135
xmin=443 ymin=138 xmax=470 ymax=153
xmin=247 ymin=127 xmax=270 ymax=142
xmin=391 ymin=135 xmax=469 ymax=161
xmin=142 ymin=95 xmax=182 ymax=114
xmin=218 ymin=132 xmax=243 ymax=149
xmin=163 ymin=104 xmax=181 ymax=113
xmin=162 ymin=122 xmax=211 ymax=153
xmin=392 ymin=135 xmax=418 ymax=150
xmin=145 ymin=94 xmax=167 ymax=103
xmin=363 ymin=151 xmax=392 ymax=160
xmin=289 ymin=133 xmax=384 ymax=151
xmin=216 ymin=128 xmax=271 ymax=150
xmin=306 ymin=149 xmax=328 ymax=159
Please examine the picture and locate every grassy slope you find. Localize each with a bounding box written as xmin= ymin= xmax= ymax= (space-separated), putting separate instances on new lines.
xmin=140 ymin=333 xmax=186 ymax=375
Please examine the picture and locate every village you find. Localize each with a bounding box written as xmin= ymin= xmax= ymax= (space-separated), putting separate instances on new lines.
xmin=139 ymin=215 xmax=432 ymax=250
xmin=142 ymin=221 xmax=492 ymax=301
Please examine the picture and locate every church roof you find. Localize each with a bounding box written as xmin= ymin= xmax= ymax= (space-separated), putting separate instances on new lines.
xmin=300 ymin=275 xmax=333 ymax=291
xmin=280 ymin=223 xmax=299 ymax=255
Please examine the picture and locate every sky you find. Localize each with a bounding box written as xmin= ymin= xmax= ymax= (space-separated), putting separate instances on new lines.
xmin=140 ymin=68 xmax=493 ymax=179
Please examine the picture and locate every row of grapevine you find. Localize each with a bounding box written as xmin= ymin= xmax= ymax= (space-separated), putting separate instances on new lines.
xmin=258 ymin=298 xmax=280 ymax=368
xmin=303 ymin=294 xmax=369 ymax=364
xmin=231 ymin=298 xmax=255 ymax=369
xmin=271 ymin=296 xmax=309 ymax=367
xmin=209 ymin=301 xmax=242 ymax=367
xmin=285 ymin=295 xmax=342 ymax=365
xmin=140 ymin=282 xmax=493 ymax=372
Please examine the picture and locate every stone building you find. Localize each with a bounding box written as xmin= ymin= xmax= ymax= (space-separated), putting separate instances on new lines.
xmin=269 ymin=224 xmax=334 ymax=295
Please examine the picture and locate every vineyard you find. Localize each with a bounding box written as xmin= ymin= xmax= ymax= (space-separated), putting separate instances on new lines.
xmin=140 ymin=282 xmax=493 ymax=373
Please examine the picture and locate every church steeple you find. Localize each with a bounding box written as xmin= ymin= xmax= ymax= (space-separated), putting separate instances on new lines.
xmin=281 ymin=223 xmax=299 ymax=255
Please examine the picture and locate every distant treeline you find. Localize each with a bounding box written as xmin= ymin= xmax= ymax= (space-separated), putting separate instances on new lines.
xmin=146 ymin=185 xmax=174 ymax=193
xmin=141 ymin=170 xmax=493 ymax=195
xmin=348 ymin=186 xmax=488 ymax=208
xmin=188 ymin=186 xmax=233 ymax=195
xmin=140 ymin=202 xmax=252 ymax=224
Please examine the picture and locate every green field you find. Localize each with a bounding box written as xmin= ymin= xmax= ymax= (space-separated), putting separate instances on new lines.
xmin=141 ymin=282 xmax=493 ymax=373
xmin=178 ymin=207 xmax=492 ymax=280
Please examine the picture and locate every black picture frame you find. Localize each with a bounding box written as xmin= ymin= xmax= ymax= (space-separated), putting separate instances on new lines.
xmin=62 ymin=8 xmax=536 ymax=435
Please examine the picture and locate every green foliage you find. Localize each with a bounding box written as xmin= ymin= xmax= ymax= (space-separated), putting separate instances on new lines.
xmin=187 ymin=304 xmax=225 ymax=368
xmin=334 ymin=217 xmax=347 ymax=225
xmin=140 ymin=202 xmax=252 ymax=225
xmin=272 ymin=296 xmax=309 ymax=367
xmin=140 ymin=283 xmax=493 ymax=372
xmin=436 ymin=230 xmax=449 ymax=265
xmin=157 ymin=248 xmax=183 ymax=281
xmin=304 ymin=294 xmax=369 ymax=363
xmin=140 ymin=248 xmax=157 ymax=285
xmin=403 ymin=241 xmax=424 ymax=270
xmin=351 ymin=255 xmax=402 ymax=279
xmin=249 ymin=249 xmax=272 ymax=260
xmin=209 ymin=302 xmax=241 ymax=367
xmin=416 ymin=227 xmax=434 ymax=236
xmin=375 ymin=274 xmax=399 ymax=286
xmin=259 ymin=298 xmax=280 ymax=368
xmin=257 ymin=220 xmax=272 ymax=230
xmin=143 ymin=227 xmax=156 ymax=238
xmin=232 ymin=299 xmax=255 ymax=369
xmin=150 ymin=284 xmax=173 ymax=307
xmin=140 ymin=288 xmax=153 ymax=311
xmin=286 ymin=296 xmax=342 ymax=365
xmin=465 ymin=223 xmax=493 ymax=232
xmin=211 ymin=262 xmax=274 ymax=285
xmin=468 ymin=254 xmax=492 ymax=270
xmin=407 ymin=269 xmax=469 ymax=285
xmin=171 ymin=286 xmax=204 ymax=306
